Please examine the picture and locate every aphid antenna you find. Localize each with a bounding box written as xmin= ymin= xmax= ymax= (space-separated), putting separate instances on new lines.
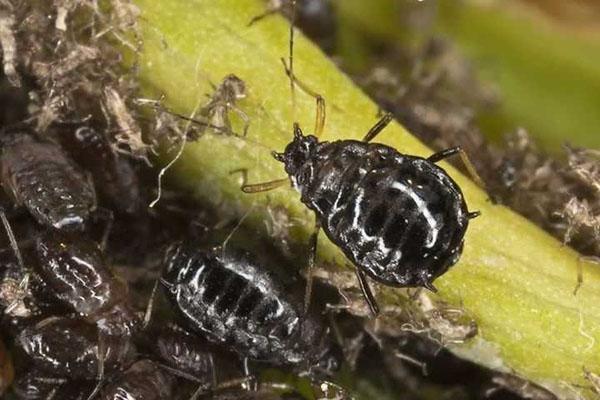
xmin=281 ymin=58 xmax=326 ymax=137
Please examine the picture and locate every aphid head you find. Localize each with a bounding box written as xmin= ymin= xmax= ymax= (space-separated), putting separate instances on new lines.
xmin=161 ymin=242 xmax=204 ymax=291
xmin=221 ymin=74 xmax=246 ymax=101
xmin=273 ymin=123 xmax=318 ymax=177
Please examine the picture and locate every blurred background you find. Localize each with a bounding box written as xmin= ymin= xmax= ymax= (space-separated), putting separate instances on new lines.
xmin=311 ymin=0 xmax=600 ymax=151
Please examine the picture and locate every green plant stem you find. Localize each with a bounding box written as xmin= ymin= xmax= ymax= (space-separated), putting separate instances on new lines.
xmin=130 ymin=0 xmax=600 ymax=397
xmin=335 ymin=0 xmax=600 ymax=151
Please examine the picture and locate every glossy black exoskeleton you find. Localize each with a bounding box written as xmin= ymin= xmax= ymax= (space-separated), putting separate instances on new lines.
xmin=16 ymin=316 xmax=135 ymax=379
xmin=0 ymin=336 xmax=13 ymax=396
xmin=0 ymin=132 xmax=96 ymax=230
xmin=244 ymin=3 xmax=482 ymax=314
xmin=161 ymin=243 xmax=334 ymax=368
xmin=246 ymin=112 xmax=480 ymax=315
xmin=12 ymin=370 xmax=93 ymax=400
xmin=213 ymin=380 xmax=354 ymax=400
xmin=150 ymin=323 xmax=216 ymax=385
xmin=34 ymin=231 xmax=139 ymax=335
xmin=98 ymin=360 xmax=174 ymax=400
xmin=59 ymin=126 xmax=142 ymax=215
xmin=276 ymin=124 xmax=478 ymax=287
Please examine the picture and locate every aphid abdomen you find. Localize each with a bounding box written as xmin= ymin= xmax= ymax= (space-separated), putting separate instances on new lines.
xmin=302 ymin=141 xmax=469 ymax=287
xmin=163 ymin=245 xmax=321 ymax=365
xmin=16 ymin=317 xmax=134 ymax=379
xmin=35 ymin=232 xmax=116 ymax=316
xmin=99 ymin=360 xmax=173 ymax=400
xmin=154 ymin=325 xmax=215 ymax=383
xmin=34 ymin=232 xmax=139 ymax=335
xmin=1 ymin=137 xmax=95 ymax=230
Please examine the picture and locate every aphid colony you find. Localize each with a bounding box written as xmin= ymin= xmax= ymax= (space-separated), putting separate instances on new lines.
xmin=0 ymin=2 xmax=480 ymax=399
xmin=0 ymin=96 xmax=477 ymax=399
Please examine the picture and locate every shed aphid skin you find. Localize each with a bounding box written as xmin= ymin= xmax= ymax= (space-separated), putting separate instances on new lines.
xmin=197 ymin=74 xmax=249 ymax=137
xmin=160 ymin=242 xmax=339 ymax=372
xmin=241 ymin=1 xmax=481 ymax=316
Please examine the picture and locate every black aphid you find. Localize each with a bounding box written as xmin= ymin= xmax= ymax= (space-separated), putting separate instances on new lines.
xmin=34 ymin=231 xmax=139 ymax=336
xmin=150 ymin=323 xmax=217 ymax=385
xmin=245 ymin=111 xmax=480 ymax=315
xmin=16 ymin=316 xmax=135 ymax=380
xmin=161 ymin=242 xmax=336 ymax=369
xmin=0 ymin=132 xmax=96 ymax=231
xmin=242 ymin=0 xmax=482 ymax=315
xmin=98 ymin=360 xmax=174 ymax=400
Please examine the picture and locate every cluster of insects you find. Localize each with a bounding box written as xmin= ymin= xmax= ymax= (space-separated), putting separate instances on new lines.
xmin=0 ymin=1 xmax=485 ymax=399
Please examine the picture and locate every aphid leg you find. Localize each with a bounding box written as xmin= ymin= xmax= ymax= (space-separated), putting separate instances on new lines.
xmin=86 ymin=334 xmax=107 ymax=400
xmin=422 ymin=280 xmax=438 ymax=293
xmin=0 ymin=208 xmax=24 ymax=271
xmin=241 ymin=357 xmax=258 ymax=391
xmin=361 ymin=113 xmax=394 ymax=143
xmin=0 ymin=207 xmax=29 ymax=305
xmin=428 ymin=146 xmax=487 ymax=191
xmin=467 ymin=211 xmax=481 ymax=219
xmin=94 ymin=207 xmax=114 ymax=251
xmin=232 ymin=168 xmax=288 ymax=193
xmin=247 ymin=1 xmax=282 ymax=26
xmin=142 ymin=278 xmax=160 ymax=329
xmin=189 ymin=377 xmax=256 ymax=400
xmin=354 ymin=267 xmax=380 ymax=316
xmin=574 ymin=256 xmax=600 ymax=295
xmin=304 ymin=217 xmax=321 ymax=314
xmin=281 ymin=58 xmax=326 ymax=137
xmin=209 ymin=353 xmax=217 ymax=388
xmin=46 ymin=387 xmax=58 ymax=400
